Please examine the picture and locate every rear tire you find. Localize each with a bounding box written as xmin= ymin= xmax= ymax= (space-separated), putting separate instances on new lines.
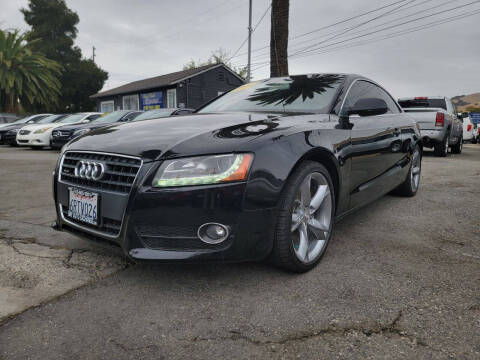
xmin=451 ymin=136 xmax=463 ymax=154
xmin=434 ymin=135 xmax=449 ymax=157
xmin=394 ymin=145 xmax=421 ymax=197
xmin=271 ymin=162 xmax=335 ymax=273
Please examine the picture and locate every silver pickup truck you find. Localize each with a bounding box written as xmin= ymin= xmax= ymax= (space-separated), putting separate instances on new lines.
xmin=398 ymin=96 xmax=463 ymax=157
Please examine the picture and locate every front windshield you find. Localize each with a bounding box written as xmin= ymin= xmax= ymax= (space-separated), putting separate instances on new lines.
xmin=10 ymin=116 xmax=26 ymax=124
xmin=14 ymin=116 xmax=35 ymax=124
xmin=57 ymin=113 xmax=86 ymax=124
xmin=199 ymin=74 xmax=345 ymax=114
xmin=36 ymin=114 xmax=64 ymax=124
xmin=92 ymin=111 xmax=129 ymax=124
xmin=132 ymin=109 xmax=174 ymax=121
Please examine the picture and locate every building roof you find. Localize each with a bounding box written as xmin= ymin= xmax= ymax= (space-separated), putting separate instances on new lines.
xmin=91 ymin=63 xmax=244 ymax=99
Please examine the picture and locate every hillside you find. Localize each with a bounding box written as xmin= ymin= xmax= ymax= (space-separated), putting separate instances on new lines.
xmin=452 ymin=93 xmax=480 ymax=111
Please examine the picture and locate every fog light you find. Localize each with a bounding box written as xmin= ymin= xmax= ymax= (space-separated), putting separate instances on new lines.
xmin=197 ymin=223 xmax=230 ymax=244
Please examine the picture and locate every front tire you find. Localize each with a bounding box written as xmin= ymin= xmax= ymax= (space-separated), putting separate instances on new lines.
xmin=272 ymin=162 xmax=335 ymax=273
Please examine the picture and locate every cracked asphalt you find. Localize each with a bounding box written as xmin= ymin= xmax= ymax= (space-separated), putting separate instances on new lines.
xmin=0 ymin=145 xmax=479 ymax=360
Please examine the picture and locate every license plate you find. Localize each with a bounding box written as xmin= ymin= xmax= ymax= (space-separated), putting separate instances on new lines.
xmin=68 ymin=188 xmax=99 ymax=225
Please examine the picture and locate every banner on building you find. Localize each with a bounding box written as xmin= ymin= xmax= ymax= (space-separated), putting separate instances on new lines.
xmin=140 ymin=92 xmax=163 ymax=110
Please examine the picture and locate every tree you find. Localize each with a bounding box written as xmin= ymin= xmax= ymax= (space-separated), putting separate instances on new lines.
xmin=21 ymin=0 xmax=108 ymax=112
xmin=62 ymin=59 xmax=108 ymax=111
xmin=270 ymin=0 xmax=289 ymax=77
xmin=183 ymin=48 xmax=247 ymax=79
xmin=0 ymin=29 xmax=62 ymax=113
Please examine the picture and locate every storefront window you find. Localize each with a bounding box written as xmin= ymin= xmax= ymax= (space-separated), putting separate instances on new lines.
xmin=167 ymin=89 xmax=176 ymax=108
xmin=100 ymin=100 xmax=114 ymax=113
xmin=122 ymin=94 xmax=139 ymax=110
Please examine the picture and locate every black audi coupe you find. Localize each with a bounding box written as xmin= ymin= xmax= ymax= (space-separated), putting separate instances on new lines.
xmin=53 ymin=74 xmax=422 ymax=272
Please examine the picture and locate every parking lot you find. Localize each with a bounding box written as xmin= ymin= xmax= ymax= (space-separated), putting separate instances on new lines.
xmin=0 ymin=145 xmax=479 ymax=359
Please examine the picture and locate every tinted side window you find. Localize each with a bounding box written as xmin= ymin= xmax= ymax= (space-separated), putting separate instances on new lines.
xmin=87 ymin=114 xmax=101 ymax=120
xmin=343 ymin=81 xmax=400 ymax=115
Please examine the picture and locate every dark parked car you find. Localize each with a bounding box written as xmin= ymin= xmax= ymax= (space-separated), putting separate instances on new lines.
xmin=2 ymin=114 xmax=68 ymax=146
xmin=0 ymin=114 xmax=51 ymax=145
xmin=131 ymin=108 xmax=194 ymax=122
xmin=53 ymin=74 xmax=422 ymax=272
xmin=50 ymin=110 xmax=142 ymax=149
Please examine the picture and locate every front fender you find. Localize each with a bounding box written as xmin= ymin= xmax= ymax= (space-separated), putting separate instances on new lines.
xmin=242 ymin=130 xmax=347 ymax=212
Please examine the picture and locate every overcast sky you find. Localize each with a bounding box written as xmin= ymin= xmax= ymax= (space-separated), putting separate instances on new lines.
xmin=2 ymin=0 xmax=479 ymax=98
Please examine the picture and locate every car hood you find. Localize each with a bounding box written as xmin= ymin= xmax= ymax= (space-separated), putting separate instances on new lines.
xmin=21 ymin=122 xmax=77 ymax=132
xmin=66 ymin=112 xmax=331 ymax=162
xmin=55 ymin=121 xmax=114 ymax=132
xmin=0 ymin=123 xmax=30 ymax=132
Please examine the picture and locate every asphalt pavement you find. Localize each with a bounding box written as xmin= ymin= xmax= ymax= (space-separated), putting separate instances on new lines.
xmin=0 ymin=145 xmax=478 ymax=360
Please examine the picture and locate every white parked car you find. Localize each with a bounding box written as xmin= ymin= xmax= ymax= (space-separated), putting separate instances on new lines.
xmin=16 ymin=112 xmax=101 ymax=149
xmin=462 ymin=113 xmax=476 ymax=143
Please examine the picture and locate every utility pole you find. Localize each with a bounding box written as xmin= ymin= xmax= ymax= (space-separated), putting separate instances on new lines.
xmin=92 ymin=46 xmax=96 ymax=63
xmin=247 ymin=0 xmax=253 ymax=82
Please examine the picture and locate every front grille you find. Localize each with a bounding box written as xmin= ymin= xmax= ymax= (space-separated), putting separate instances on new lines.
xmin=19 ymin=130 xmax=31 ymax=135
xmin=60 ymin=151 xmax=142 ymax=194
xmin=52 ymin=130 xmax=71 ymax=137
xmin=61 ymin=205 xmax=122 ymax=236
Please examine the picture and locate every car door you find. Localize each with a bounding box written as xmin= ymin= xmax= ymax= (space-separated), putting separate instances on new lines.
xmin=341 ymin=80 xmax=405 ymax=209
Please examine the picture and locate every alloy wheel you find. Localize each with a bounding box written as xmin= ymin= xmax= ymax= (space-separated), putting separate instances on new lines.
xmin=410 ymin=149 xmax=421 ymax=191
xmin=290 ymin=173 xmax=332 ymax=263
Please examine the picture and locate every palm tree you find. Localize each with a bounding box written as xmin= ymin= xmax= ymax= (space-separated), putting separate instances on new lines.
xmin=0 ymin=29 xmax=62 ymax=113
xmin=270 ymin=0 xmax=289 ymax=77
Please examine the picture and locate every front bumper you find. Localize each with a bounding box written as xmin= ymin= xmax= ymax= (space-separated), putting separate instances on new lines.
xmin=17 ymin=134 xmax=51 ymax=147
xmin=3 ymin=132 xmax=18 ymax=145
xmin=51 ymin=135 xmax=72 ymax=148
xmin=54 ymin=156 xmax=276 ymax=263
xmin=0 ymin=131 xmax=8 ymax=144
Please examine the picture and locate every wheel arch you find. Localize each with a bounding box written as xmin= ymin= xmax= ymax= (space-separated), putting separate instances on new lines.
xmin=286 ymin=147 xmax=341 ymax=210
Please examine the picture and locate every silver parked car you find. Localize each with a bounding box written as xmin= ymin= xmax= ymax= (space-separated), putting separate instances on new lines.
xmin=398 ymin=96 xmax=463 ymax=156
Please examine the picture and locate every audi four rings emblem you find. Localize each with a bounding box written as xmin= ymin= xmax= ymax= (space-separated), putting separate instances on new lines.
xmin=74 ymin=161 xmax=106 ymax=180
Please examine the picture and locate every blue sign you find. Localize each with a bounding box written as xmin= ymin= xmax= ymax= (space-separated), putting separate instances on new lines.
xmin=140 ymin=92 xmax=163 ymax=110
xmin=470 ymin=112 xmax=480 ymax=124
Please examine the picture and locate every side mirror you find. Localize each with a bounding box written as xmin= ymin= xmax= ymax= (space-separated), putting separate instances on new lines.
xmin=81 ymin=119 xmax=90 ymax=123
xmin=348 ymin=98 xmax=389 ymax=117
xmin=27 ymin=120 xmax=35 ymax=124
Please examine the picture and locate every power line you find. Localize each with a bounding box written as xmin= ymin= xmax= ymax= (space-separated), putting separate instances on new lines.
xmin=247 ymin=6 xmax=480 ymax=71
xmin=230 ymin=0 xmax=413 ymax=60
xmin=293 ymin=7 xmax=480 ymax=60
xmin=162 ymin=0 xmax=246 ymax=41
xmin=288 ymin=0 xmax=417 ymax=57
xmin=233 ymin=0 xmax=452 ymax=68
xmin=292 ymin=0 xmax=480 ymax=57
xmin=237 ymin=0 xmax=442 ymax=64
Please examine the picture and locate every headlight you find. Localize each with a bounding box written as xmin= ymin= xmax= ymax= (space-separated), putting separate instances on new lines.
xmin=34 ymin=127 xmax=52 ymax=134
xmin=73 ymin=128 xmax=91 ymax=137
xmin=152 ymin=153 xmax=253 ymax=188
